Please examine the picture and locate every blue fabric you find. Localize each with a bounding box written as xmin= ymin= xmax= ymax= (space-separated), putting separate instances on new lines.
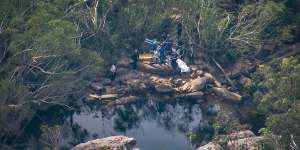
xmin=159 ymin=47 xmax=166 ymax=64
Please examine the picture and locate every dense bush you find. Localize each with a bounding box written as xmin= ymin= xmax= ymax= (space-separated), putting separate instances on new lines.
xmin=254 ymin=57 xmax=300 ymax=148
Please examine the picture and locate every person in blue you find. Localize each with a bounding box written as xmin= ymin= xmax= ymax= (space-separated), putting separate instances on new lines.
xmin=171 ymin=50 xmax=178 ymax=69
xmin=145 ymin=38 xmax=158 ymax=52
xmin=164 ymin=34 xmax=172 ymax=53
xmin=159 ymin=44 xmax=166 ymax=65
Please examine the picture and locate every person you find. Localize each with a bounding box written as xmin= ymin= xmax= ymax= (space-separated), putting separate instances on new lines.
xmin=131 ymin=49 xmax=139 ymax=70
xmin=161 ymin=32 xmax=167 ymax=41
xmin=145 ymin=38 xmax=158 ymax=51
xmin=110 ymin=64 xmax=117 ymax=81
xmin=160 ymin=34 xmax=172 ymax=55
xmin=159 ymin=45 xmax=166 ymax=65
xmin=176 ymin=41 xmax=185 ymax=60
xmin=188 ymin=43 xmax=195 ymax=64
xmin=176 ymin=23 xmax=182 ymax=41
xmin=171 ymin=50 xmax=178 ymax=69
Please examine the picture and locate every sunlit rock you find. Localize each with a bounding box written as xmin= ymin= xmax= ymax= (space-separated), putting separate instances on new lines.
xmin=211 ymin=87 xmax=242 ymax=102
xmin=71 ymin=136 xmax=136 ymax=150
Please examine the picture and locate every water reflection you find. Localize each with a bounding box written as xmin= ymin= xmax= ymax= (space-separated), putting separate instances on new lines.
xmin=69 ymin=99 xmax=213 ymax=150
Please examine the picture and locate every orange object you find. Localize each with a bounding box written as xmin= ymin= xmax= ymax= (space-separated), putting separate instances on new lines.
xmin=139 ymin=53 xmax=154 ymax=61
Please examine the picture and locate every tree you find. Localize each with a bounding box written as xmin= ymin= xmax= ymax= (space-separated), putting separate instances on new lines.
xmin=254 ymin=57 xmax=300 ymax=148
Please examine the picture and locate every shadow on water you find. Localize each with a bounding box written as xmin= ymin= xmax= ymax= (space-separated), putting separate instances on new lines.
xmin=24 ymin=98 xmax=215 ymax=150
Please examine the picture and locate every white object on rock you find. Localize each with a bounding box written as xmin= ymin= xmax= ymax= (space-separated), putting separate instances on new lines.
xmin=176 ymin=58 xmax=190 ymax=73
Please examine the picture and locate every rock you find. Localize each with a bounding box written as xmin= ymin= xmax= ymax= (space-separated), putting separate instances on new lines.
xmin=227 ymin=130 xmax=255 ymax=140
xmin=239 ymin=76 xmax=252 ymax=87
xmin=155 ymin=84 xmax=175 ymax=93
xmin=196 ymin=70 xmax=204 ymax=76
xmin=184 ymin=91 xmax=204 ymax=99
xmin=117 ymin=56 xmax=132 ymax=68
xmin=227 ymin=136 xmax=263 ymax=150
xmin=196 ymin=142 xmax=222 ymax=150
xmin=173 ymin=78 xmax=183 ymax=85
xmin=90 ymin=82 xmax=104 ymax=92
xmin=207 ymin=104 xmax=221 ymax=115
xmin=197 ymin=131 xmax=263 ymax=150
xmin=211 ymin=87 xmax=242 ymax=102
xmin=102 ymin=78 xmax=112 ymax=86
xmin=71 ymin=136 xmax=136 ymax=150
xmin=89 ymin=94 xmax=118 ymax=101
xmin=138 ymin=63 xmax=179 ymax=76
xmin=115 ymin=96 xmax=140 ymax=105
xmin=179 ymin=74 xmax=214 ymax=92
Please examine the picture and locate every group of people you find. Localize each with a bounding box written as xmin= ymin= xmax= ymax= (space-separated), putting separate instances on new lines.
xmin=143 ymin=30 xmax=191 ymax=74
xmin=109 ymin=25 xmax=192 ymax=81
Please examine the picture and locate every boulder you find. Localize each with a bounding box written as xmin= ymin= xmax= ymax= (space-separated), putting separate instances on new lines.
xmin=179 ymin=74 xmax=214 ymax=92
xmin=89 ymin=94 xmax=118 ymax=101
xmin=117 ymin=56 xmax=132 ymax=68
xmin=138 ymin=63 xmax=179 ymax=76
xmin=90 ymin=82 xmax=104 ymax=92
xmin=197 ymin=131 xmax=263 ymax=150
xmin=184 ymin=91 xmax=204 ymax=99
xmin=227 ymin=130 xmax=255 ymax=140
xmin=101 ymin=78 xmax=112 ymax=86
xmin=71 ymin=136 xmax=136 ymax=150
xmin=211 ymin=87 xmax=242 ymax=102
xmin=196 ymin=142 xmax=222 ymax=150
xmin=115 ymin=96 xmax=140 ymax=105
xmin=227 ymin=136 xmax=263 ymax=150
xmin=155 ymin=84 xmax=175 ymax=93
xmin=239 ymin=76 xmax=252 ymax=87
xmin=207 ymin=104 xmax=221 ymax=115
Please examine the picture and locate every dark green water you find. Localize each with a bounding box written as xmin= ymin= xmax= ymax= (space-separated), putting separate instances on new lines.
xmin=25 ymin=99 xmax=214 ymax=150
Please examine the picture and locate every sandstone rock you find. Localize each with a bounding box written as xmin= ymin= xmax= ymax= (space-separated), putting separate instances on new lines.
xmin=115 ymin=96 xmax=140 ymax=105
xmin=207 ymin=104 xmax=221 ymax=115
xmin=179 ymin=75 xmax=213 ymax=92
xmin=102 ymin=78 xmax=112 ymax=86
xmin=155 ymin=84 xmax=175 ymax=93
xmin=117 ymin=56 xmax=132 ymax=68
xmin=211 ymin=87 xmax=242 ymax=102
xmin=239 ymin=76 xmax=252 ymax=87
xmin=71 ymin=136 xmax=136 ymax=150
xmin=227 ymin=136 xmax=263 ymax=150
xmin=196 ymin=142 xmax=222 ymax=150
xmin=138 ymin=63 xmax=179 ymax=76
xmin=227 ymin=130 xmax=255 ymax=140
xmin=89 ymin=94 xmax=118 ymax=101
xmin=184 ymin=91 xmax=204 ymax=99
xmin=173 ymin=78 xmax=183 ymax=85
xmin=196 ymin=70 xmax=204 ymax=76
xmin=90 ymin=82 xmax=104 ymax=92
xmin=197 ymin=131 xmax=263 ymax=150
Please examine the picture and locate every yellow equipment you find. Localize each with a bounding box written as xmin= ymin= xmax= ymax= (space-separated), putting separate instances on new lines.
xmin=139 ymin=53 xmax=154 ymax=61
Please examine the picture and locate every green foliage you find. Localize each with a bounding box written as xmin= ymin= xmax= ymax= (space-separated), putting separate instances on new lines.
xmin=178 ymin=0 xmax=286 ymax=62
xmin=253 ymin=57 xmax=300 ymax=148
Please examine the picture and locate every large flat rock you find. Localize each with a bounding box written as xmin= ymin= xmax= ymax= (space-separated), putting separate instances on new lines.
xmin=71 ymin=136 xmax=136 ymax=150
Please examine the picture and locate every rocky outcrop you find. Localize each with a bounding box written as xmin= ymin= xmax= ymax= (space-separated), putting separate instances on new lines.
xmin=196 ymin=142 xmax=222 ymax=150
xmin=155 ymin=84 xmax=175 ymax=93
xmin=179 ymin=73 xmax=214 ymax=92
xmin=196 ymin=130 xmax=264 ymax=150
xmin=71 ymin=136 xmax=137 ymax=150
xmin=211 ymin=87 xmax=242 ymax=102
